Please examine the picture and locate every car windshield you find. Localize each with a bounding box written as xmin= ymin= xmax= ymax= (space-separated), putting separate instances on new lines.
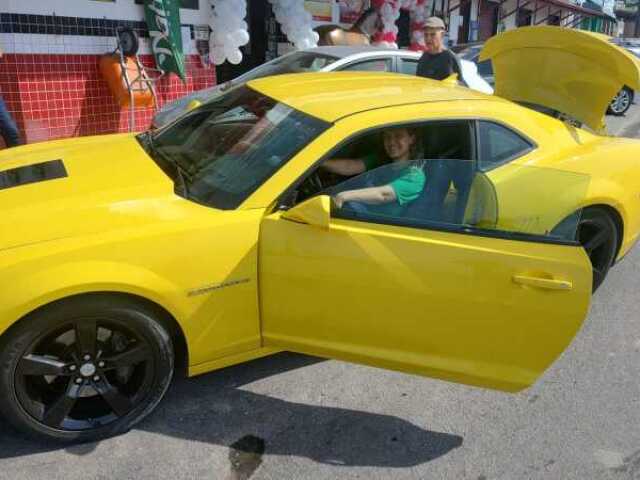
xmin=457 ymin=46 xmax=483 ymax=61
xmin=144 ymin=86 xmax=329 ymax=210
xmin=235 ymin=51 xmax=340 ymax=83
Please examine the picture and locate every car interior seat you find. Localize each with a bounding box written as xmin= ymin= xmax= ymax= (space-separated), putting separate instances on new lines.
xmin=404 ymin=122 xmax=476 ymax=224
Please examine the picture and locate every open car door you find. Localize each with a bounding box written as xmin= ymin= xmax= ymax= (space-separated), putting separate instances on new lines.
xmin=479 ymin=26 xmax=640 ymax=132
xmin=259 ymin=161 xmax=592 ymax=393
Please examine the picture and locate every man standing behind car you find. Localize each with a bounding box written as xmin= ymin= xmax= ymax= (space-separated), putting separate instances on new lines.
xmin=0 ymin=41 xmax=23 ymax=148
xmin=416 ymin=18 xmax=470 ymax=224
xmin=416 ymin=17 xmax=461 ymax=81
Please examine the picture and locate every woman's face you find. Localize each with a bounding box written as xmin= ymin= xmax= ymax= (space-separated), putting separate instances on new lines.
xmin=383 ymin=129 xmax=416 ymax=161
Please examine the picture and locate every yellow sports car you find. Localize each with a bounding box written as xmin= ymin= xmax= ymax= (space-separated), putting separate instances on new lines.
xmin=1 ymin=27 xmax=639 ymax=443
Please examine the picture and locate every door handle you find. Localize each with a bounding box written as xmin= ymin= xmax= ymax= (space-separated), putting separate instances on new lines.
xmin=512 ymin=275 xmax=573 ymax=291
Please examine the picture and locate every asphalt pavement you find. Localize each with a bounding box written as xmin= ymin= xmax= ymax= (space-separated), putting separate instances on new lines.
xmin=1 ymin=105 xmax=640 ymax=480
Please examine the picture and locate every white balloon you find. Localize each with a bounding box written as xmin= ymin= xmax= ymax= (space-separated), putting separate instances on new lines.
xmin=223 ymin=42 xmax=236 ymax=56
xmin=228 ymin=49 xmax=243 ymax=64
xmin=212 ymin=51 xmax=226 ymax=65
xmin=269 ymin=0 xmax=318 ymax=50
xmin=232 ymin=29 xmax=250 ymax=46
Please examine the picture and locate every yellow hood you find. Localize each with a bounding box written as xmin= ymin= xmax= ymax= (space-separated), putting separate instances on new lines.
xmin=480 ymin=26 xmax=640 ymax=132
xmin=0 ymin=134 xmax=176 ymax=251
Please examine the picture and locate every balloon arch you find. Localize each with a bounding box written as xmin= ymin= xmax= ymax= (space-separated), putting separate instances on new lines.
xmin=209 ymin=0 xmax=430 ymax=66
xmin=371 ymin=0 xmax=429 ymax=50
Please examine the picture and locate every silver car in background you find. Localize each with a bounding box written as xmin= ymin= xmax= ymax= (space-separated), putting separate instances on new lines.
xmin=152 ymin=46 xmax=494 ymax=129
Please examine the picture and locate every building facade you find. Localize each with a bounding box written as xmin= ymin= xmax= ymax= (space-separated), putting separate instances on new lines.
xmin=437 ymin=0 xmax=617 ymax=44
xmin=0 ymin=0 xmax=216 ymax=147
xmin=0 ymin=0 xmax=622 ymax=148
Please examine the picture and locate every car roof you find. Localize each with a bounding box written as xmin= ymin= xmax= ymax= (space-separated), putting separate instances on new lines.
xmin=247 ymin=72 xmax=493 ymax=122
xmin=303 ymin=45 xmax=422 ymax=59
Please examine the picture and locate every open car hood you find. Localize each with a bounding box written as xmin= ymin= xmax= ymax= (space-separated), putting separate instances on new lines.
xmin=480 ymin=26 xmax=640 ymax=132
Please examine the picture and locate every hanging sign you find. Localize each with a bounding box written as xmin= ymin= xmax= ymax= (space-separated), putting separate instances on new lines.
xmin=144 ymin=0 xmax=187 ymax=81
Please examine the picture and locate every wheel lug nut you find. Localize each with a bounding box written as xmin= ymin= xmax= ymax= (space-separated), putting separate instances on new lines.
xmin=69 ymin=365 xmax=77 ymax=372
xmin=75 ymin=378 xmax=83 ymax=385
xmin=93 ymin=375 xmax=100 ymax=382
xmin=83 ymin=355 xmax=91 ymax=361
xmin=98 ymin=361 xmax=105 ymax=368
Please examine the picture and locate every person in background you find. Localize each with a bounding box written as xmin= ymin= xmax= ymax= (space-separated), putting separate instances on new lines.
xmin=0 ymin=42 xmax=23 ymax=148
xmin=416 ymin=17 xmax=461 ymax=81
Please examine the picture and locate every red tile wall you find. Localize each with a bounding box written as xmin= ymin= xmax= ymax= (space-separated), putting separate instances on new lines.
xmin=0 ymin=53 xmax=216 ymax=145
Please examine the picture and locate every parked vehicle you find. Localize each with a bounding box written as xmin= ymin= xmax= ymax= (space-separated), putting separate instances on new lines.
xmin=1 ymin=26 xmax=640 ymax=443
xmin=152 ymin=46 xmax=493 ymax=128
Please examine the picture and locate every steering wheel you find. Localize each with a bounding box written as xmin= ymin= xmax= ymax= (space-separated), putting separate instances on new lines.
xmin=295 ymin=170 xmax=327 ymax=203
xmin=308 ymin=170 xmax=325 ymax=193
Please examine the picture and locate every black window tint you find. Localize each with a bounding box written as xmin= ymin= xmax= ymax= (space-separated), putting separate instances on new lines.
xmin=400 ymin=59 xmax=419 ymax=75
xmin=328 ymin=160 xmax=588 ymax=244
xmin=477 ymin=59 xmax=493 ymax=77
xmin=340 ymin=58 xmax=393 ymax=72
xmin=478 ymin=121 xmax=532 ymax=171
xmin=148 ymin=86 xmax=328 ymax=209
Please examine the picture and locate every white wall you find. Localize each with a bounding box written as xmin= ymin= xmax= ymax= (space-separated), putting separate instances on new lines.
xmin=1 ymin=0 xmax=212 ymax=55
xmin=3 ymin=0 xmax=211 ymax=25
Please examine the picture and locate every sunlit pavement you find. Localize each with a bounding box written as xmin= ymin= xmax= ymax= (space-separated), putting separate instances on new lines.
xmin=1 ymin=106 xmax=639 ymax=480
xmin=607 ymin=101 xmax=640 ymax=138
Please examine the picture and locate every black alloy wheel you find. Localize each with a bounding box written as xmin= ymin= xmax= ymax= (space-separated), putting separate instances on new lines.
xmin=577 ymin=208 xmax=618 ymax=292
xmin=609 ymin=88 xmax=633 ymax=116
xmin=0 ymin=295 xmax=174 ymax=443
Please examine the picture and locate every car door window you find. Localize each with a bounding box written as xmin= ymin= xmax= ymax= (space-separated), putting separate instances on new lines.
xmin=400 ymin=59 xmax=419 ymax=75
xmin=328 ymin=160 xmax=588 ymax=244
xmin=477 ymin=121 xmax=533 ymax=171
xmin=340 ymin=58 xmax=393 ymax=72
xmin=290 ymin=120 xmax=475 ymax=205
xmin=477 ymin=59 xmax=493 ymax=77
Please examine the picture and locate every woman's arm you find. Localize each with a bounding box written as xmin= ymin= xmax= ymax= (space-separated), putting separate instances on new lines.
xmin=321 ymin=158 xmax=367 ymax=176
xmin=334 ymin=185 xmax=396 ymax=208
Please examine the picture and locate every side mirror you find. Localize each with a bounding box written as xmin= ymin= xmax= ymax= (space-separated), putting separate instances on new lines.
xmin=442 ymin=73 xmax=459 ymax=87
xmin=280 ymin=195 xmax=331 ymax=229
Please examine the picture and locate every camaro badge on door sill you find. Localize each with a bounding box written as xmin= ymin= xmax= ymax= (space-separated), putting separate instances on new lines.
xmin=187 ymin=278 xmax=250 ymax=297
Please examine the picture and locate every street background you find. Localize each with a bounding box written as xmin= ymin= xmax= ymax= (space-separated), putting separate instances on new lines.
xmin=1 ymin=105 xmax=640 ymax=480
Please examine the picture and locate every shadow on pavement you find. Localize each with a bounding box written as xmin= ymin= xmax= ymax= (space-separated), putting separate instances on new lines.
xmin=0 ymin=352 xmax=463 ymax=468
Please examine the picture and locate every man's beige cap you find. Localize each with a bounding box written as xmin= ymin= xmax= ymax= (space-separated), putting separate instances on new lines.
xmin=424 ymin=17 xmax=446 ymax=30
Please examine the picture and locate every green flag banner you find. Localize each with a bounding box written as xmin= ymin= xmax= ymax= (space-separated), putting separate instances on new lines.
xmin=144 ymin=0 xmax=187 ymax=82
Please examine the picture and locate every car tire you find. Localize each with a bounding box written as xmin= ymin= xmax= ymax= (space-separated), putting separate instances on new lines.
xmin=577 ymin=208 xmax=618 ymax=292
xmin=608 ymin=87 xmax=633 ymax=116
xmin=0 ymin=294 xmax=174 ymax=443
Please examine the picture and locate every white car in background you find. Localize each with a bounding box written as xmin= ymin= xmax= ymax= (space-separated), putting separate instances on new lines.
xmin=152 ymin=46 xmax=494 ymax=128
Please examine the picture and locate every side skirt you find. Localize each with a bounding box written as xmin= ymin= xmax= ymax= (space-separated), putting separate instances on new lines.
xmin=188 ymin=347 xmax=282 ymax=377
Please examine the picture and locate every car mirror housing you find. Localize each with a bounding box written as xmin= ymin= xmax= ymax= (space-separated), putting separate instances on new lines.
xmin=280 ymin=195 xmax=332 ymax=229
xmin=442 ymin=73 xmax=459 ymax=87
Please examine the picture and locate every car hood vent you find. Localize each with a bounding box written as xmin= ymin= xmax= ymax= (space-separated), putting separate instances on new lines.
xmin=0 ymin=159 xmax=67 ymax=191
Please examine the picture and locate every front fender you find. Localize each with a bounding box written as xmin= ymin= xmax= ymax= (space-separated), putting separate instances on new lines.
xmin=0 ymin=259 xmax=187 ymax=339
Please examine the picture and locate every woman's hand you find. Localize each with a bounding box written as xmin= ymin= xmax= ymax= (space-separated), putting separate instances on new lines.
xmin=333 ymin=192 xmax=347 ymax=209
xmin=333 ymin=186 xmax=396 ymax=208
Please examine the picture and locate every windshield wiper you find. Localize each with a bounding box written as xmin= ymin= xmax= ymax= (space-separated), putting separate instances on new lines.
xmin=139 ymin=131 xmax=190 ymax=196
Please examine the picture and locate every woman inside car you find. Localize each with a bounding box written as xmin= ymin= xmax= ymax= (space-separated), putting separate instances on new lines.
xmin=322 ymin=127 xmax=426 ymax=216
